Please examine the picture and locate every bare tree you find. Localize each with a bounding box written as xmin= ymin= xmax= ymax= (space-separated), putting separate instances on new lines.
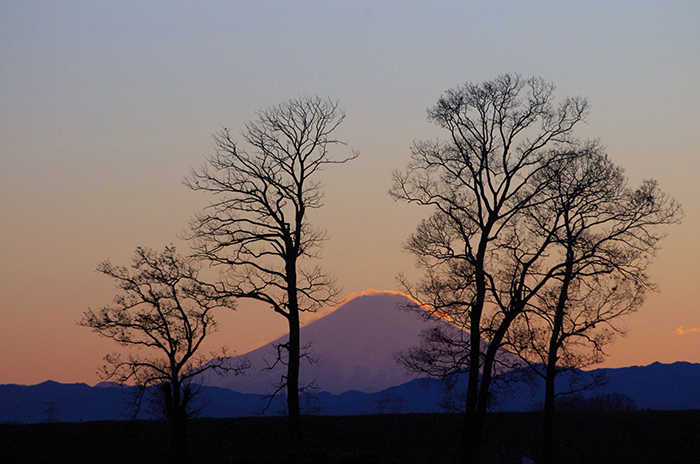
xmin=185 ymin=96 xmax=356 ymax=454
xmin=507 ymin=147 xmax=681 ymax=464
xmin=80 ymin=245 xmax=246 ymax=464
xmin=391 ymin=74 xmax=588 ymax=464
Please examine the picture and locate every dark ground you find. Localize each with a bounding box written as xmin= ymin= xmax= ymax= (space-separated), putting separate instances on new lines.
xmin=2 ymin=410 xmax=699 ymax=463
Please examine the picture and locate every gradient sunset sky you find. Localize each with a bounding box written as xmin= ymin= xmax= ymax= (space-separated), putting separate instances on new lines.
xmin=2 ymin=1 xmax=699 ymax=386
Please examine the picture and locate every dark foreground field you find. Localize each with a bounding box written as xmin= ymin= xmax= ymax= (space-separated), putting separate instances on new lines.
xmin=2 ymin=410 xmax=700 ymax=464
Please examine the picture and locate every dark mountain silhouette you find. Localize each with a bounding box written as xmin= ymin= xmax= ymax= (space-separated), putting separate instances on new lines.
xmin=477 ymin=361 xmax=700 ymax=411
xmin=589 ymin=362 xmax=700 ymax=409
xmin=3 ymin=361 xmax=700 ymax=423
xmin=0 ymin=381 xmax=136 ymax=423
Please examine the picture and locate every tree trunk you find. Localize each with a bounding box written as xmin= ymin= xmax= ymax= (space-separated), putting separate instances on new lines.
xmin=461 ymin=266 xmax=486 ymax=464
xmin=542 ymin=306 xmax=565 ymax=464
xmin=286 ymin=250 xmax=303 ymax=462
xmin=164 ymin=381 xmax=191 ymax=464
xmin=461 ymin=403 xmax=481 ymax=464
xmin=287 ymin=307 xmax=301 ymax=431
xmin=471 ymin=313 xmax=516 ymax=464
xmin=542 ymin=246 xmax=573 ymax=464
xmin=542 ymin=355 xmax=557 ymax=464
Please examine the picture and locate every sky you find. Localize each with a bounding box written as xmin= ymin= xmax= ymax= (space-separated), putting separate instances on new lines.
xmin=1 ymin=1 xmax=699 ymax=386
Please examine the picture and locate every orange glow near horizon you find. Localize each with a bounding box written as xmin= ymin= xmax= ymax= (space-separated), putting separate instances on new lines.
xmin=304 ymin=289 xmax=450 ymax=325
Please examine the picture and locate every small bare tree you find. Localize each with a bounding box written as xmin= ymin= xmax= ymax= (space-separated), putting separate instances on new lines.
xmin=185 ymin=96 xmax=356 ymax=454
xmin=80 ymin=245 xmax=247 ymax=464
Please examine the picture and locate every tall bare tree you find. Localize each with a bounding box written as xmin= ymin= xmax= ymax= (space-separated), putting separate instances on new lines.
xmin=507 ymin=147 xmax=681 ymax=464
xmin=185 ymin=96 xmax=356 ymax=453
xmin=391 ymin=74 xmax=588 ymax=464
xmin=80 ymin=245 xmax=246 ymax=464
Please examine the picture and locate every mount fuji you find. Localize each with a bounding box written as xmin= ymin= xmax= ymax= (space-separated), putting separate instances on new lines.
xmin=204 ymin=291 xmax=447 ymax=395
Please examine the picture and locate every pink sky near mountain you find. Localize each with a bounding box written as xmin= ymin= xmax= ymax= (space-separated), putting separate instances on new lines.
xmin=1 ymin=2 xmax=699 ymax=386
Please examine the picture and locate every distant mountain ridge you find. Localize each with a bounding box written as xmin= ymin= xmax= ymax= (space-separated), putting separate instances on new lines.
xmin=3 ymin=361 xmax=700 ymax=423
xmin=594 ymin=361 xmax=700 ymax=410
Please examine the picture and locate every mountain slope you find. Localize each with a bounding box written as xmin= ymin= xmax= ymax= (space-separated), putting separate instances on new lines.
xmin=205 ymin=291 xmax=447 ymax=394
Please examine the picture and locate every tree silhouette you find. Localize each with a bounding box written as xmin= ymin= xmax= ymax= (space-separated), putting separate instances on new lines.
xmin=507 ymin=147 xmax=681 ymax=464
xmin=393 ymin=75 xmax=680 ymax=464
xmin=392 ymin=74 xmax=589 ymax=464
xmin=80 ymin=245 xmax=247 ymax=464
xmin=185 ymin=95 xmax=356 ymax=458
